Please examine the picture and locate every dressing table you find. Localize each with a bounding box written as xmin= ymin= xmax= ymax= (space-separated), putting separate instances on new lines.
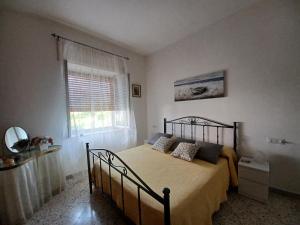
xmin=0 ymin=127 xmax=65 ymax=225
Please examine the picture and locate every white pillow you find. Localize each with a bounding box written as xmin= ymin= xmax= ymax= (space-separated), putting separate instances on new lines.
xmin=171 ymin=142 xmax=198 ymax=161
xmin=152 ymin=136 xmax=176 ymax=153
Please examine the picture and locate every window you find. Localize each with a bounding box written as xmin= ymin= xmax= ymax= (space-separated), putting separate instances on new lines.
xmin=65 ymin=62 xmax=130 ymax=136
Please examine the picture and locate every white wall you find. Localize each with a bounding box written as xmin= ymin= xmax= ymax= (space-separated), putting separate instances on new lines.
xmin=146 ymin=0 xmax=300 ymax=194
xmin=0 ymin=10 xmax=147 ymax=175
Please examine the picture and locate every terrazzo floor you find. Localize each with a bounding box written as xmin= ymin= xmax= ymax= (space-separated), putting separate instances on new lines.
xmin=26 ymin=178 xmax=300 ymax=225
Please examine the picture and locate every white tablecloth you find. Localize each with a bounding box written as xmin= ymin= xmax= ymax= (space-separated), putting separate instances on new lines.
xmin=0 ymin=150 xmax=65 ymax=225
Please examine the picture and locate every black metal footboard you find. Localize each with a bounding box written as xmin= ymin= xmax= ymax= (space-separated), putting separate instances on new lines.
xmin=86 ymin=143 xmax=171 ymax=225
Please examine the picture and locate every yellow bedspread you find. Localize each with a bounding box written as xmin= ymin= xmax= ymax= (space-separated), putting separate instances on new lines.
xmin=92 ymin=144 xmax=238 ymax=225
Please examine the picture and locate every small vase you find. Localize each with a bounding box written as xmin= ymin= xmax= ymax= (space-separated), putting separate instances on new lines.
xmin=38 ymin=143 xmax=50 ymax=151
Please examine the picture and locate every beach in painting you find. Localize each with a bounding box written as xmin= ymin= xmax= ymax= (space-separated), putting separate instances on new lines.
xmin=174 ymin=71 xmax=225 ymax=101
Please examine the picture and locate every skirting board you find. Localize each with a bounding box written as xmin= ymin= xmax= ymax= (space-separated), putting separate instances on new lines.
xmin=66 ymin=170 xmax=87 ymax=181
xmin=270 ymin=187 xmax=300 ymax=199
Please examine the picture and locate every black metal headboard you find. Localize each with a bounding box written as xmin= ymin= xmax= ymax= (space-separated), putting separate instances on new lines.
xmin=163 ymin=116 xmax=238 ymax=152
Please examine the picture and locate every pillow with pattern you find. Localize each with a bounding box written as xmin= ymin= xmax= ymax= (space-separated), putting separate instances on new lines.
xmin=169 ymin=137 xmax=196 ymax=152
xmin=171 ymin=142 xmax=198 ymax=161
xmin=152 ymin=136 xmax=176 ymax=153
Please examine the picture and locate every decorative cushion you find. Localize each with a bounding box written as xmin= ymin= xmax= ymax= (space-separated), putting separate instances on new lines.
xmin=152 ymin=136 xmax=176 ymax=153
xmin=148 ymin=132 xmax=172 ymax=145
xmin=169 ymin=137 xmax=195 ymax=152
xmin=195 ymin=142 xmax=223 ymax=164
xmin=171 ymin=142 xmax=198 ymax=161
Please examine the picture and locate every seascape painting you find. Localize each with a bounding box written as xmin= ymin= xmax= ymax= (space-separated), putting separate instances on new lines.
xmin=174 ymin=70 xmax=225 ymax=101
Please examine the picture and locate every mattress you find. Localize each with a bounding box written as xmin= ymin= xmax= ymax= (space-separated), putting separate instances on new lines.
xmin=92 ymin=144 xmax=237 ymax=225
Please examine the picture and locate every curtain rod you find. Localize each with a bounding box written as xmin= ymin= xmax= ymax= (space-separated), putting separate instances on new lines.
xmin=51 ymin=33 xmax=130 ymax=60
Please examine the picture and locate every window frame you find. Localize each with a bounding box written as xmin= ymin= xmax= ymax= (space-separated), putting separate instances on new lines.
xmin=64 ymin=60 xmax=131 ymax=137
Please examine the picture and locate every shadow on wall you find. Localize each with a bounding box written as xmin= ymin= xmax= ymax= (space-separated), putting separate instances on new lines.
xmin=238 ymin=122 xmax=247 ymax=156
xmin=0 ymin=126 xmax=9 ymax=157
xmin=237 ymin=122 xmax=256 ymax=157
xmin=269 ymin=154 xmax=300 ymax=194
xmin=236 ymin=122 xmax=300 ymax=194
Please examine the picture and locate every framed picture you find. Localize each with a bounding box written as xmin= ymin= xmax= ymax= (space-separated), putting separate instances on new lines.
xmin=132 ymin=84 xmax=141 ymax=97
xmin=174 ymin=70 xmax=225 ymax=101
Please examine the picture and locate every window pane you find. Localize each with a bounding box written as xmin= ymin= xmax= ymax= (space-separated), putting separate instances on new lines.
xmin=70 ymin=111 xmax=113 ymax=130
xmin=94 ymin=111 xmax=113 ymax=128
xmin=66 ymin=62 xmax=130 ymax=136
xmin=71 ymin=112 xmax=93 ymax=130
xmin=115 ymin=111 xmax=129 ymax=127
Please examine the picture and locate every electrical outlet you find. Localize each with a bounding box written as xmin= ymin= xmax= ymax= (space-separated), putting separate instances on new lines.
xmin=266 ymin=137 xmax=287 ymax=144
xmin=266 ymin=137 xmax=279 ymax=144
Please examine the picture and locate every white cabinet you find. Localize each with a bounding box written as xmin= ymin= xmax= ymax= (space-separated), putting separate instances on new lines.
xmin=238 ymin=157 xmax=269 ymax=203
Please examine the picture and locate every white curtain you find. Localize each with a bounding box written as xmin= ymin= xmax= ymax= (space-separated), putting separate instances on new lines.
xmin=61 ymin=40 xmax=137 ymax=175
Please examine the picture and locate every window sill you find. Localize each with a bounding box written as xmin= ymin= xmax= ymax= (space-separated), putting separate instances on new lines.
xmin=71 ymin=127 xmax=130 ymax=138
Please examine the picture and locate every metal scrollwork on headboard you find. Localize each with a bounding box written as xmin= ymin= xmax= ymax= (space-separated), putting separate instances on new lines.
xmin=164 ymin=116 xmax=238 ymax=151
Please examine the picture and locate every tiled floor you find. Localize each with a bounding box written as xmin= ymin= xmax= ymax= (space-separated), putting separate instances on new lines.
xmin=26 ymin=178 xmax=300 ymax=225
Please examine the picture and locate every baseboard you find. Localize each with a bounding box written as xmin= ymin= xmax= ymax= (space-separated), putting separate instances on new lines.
xmin=269 ymin=187 xmax=300 ymax=199
xmin=66 ymin=170 xmax=87 ymax=181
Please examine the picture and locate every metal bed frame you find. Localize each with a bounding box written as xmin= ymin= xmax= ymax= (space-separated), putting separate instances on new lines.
xmin=86 ymin=116 xmax=238 ymax=225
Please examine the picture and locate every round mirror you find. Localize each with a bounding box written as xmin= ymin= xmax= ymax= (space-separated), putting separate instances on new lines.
xmin=4 ymin=127 xmax=30 ymax=153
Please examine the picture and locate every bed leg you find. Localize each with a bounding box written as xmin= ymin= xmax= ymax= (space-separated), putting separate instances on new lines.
xmin=163 ymin=188 xmax=171 ymax=225
xmin=233 ymin=122 xmax=237 ymax=152
xmin=164 ymin=118 xmax=167 ymax=134
xmin=86 ymin=143 xmax=93 ymax=194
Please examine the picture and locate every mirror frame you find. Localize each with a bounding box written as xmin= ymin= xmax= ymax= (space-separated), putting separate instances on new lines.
xmin=4 ymin=127 xmax=30 ymax=154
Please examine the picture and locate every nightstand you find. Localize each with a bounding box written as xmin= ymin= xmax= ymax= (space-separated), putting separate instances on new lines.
xmin=238 ymin=156 xmax=269 ymax=203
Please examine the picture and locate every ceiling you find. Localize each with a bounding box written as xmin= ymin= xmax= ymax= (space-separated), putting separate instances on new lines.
xmin=1 ymin=0 xmax=261 ymax=55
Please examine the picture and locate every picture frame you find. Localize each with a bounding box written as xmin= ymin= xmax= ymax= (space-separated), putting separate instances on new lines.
xmin=132 ymin=84 xmax=141 ymax=97
xmin=174 ymin=70 xmax=225 ymax=101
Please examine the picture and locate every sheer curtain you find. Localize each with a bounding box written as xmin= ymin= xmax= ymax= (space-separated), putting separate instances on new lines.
xmin=61 ymin=40 xmax=137 ymax=175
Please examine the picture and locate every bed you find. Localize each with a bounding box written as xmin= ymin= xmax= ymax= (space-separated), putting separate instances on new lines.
xmin=86 ymin=116 xmax=238 ymax=225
